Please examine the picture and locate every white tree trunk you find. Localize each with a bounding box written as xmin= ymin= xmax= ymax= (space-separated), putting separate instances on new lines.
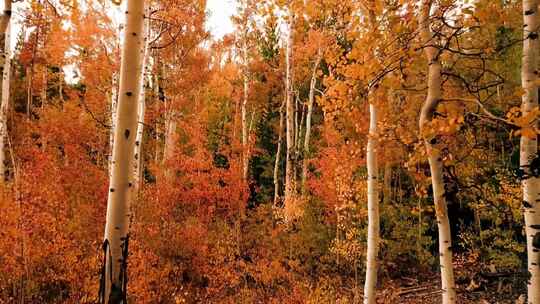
xmin=301 ymin=49 xmax=322 ymax=191
xmin=274 ymin=99 xmax=285 ymax=205
xmin=153 ymin=62 xmax=161 ymax=164
xmin=0 ymin=1 xmax=11 ymax=182
xmin=109 ymin=73 xmax=118 ymax=178
xmin=241 ymin=38 xmax=249 ymax=181
xmin=418 ymin=2 xmax=456 ymax=303
xmin=363 ymin=103 xmax=379 ymax=304
xmin=100 ymin=0 xmax=145 ymax=302
xmin=521 ymin=1 xmax=540 ymax=303
xmin=363 ymin=5 xmax=381 ymax=301
xmin=284 ymin=15 xmax=296 ymax=217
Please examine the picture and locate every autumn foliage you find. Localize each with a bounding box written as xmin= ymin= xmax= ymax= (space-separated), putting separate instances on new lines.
xmin=0 ymin=0 xmax=536 ymax=303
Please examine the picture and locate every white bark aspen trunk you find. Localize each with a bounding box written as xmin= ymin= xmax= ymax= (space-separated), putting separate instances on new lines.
xmin=0 ymin=1 xmax=12 ymax=182
xmin=153 ymin=60 xmax=161 ymax=164
xmin=301 ymin=49 xmax=322 ymax=192
xmin=109 ymin=22 xmax=122 ymax=177
xmin=100 ymin=0 xmax=145 ymax=302
xmin=418 ymin=2 xmax=456 ymax=303
xmin=364 ymin=102 xmax=379 ymax=304
xmin=294 ymin=93 xmax=300 ymax=152
xmin=274 ymin=99 xmax=285 ymax=205
xmin=133 ymin=9 xmax=150 ymax=195
xmin=521 ymin=2 xmax=540 ymax=303
xmin=296 ymin=96 xmax=305 ymax=154
xmin=109 ymin=74 xmax=118 ymax=178
xmin=284 ymin=14 xmax=296 ymax=218
xmin=363 ymin=5 xmax=381 ymax=302
xmin=241 ymin=38 xmax=249 ymax=181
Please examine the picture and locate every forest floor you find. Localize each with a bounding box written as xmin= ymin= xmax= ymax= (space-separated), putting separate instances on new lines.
xmin=379 ymin=271 xmax=525 ymax=304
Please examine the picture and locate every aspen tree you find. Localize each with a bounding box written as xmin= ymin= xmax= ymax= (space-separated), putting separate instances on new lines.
xmin=240 ymin=9 xmax=250 ymax=181
xmin=274 ymin=99 xmax=285 ymax=205
xmin=418 ymin=1 xmax=456 ymax=303
xmin=99 ymin=0 xmax=145 ymax=302
xmin=363 ymin=3 xmax=380 ymax=302
xmin=0 ymin=0 xmax=11 ymax=181
xmin=521 ymin=1 xmax=540 ymax=303
xmin=364 ymin=101 xmax=379 ymax=304
xmin=301 ymin=48 xmax=321 ymax=191
xmin=284 ymin=11 xmax=296 ymax=217
xmin=235 ymin=0 xmax=255 ymax=182
xmin=241 ymin=37 xmax=249 ymax=180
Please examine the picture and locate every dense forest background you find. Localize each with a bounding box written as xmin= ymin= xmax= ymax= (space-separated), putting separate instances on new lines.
xmin=0 ymin=0 xmax=536 ymax=303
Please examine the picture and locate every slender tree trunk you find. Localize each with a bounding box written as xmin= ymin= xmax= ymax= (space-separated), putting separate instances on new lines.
xmin=26 ymin=65 xmax=32 ymax=118
xmin=27 ymin=28 xmax=38 ymax=118
xmin=294 ymin=93 xmax=300 ymax=153
xmin=418 ymin=2 xmax=456 ymax=303
xmin=284 ymin=14 xmax=296 ymax=218
xmin=363 ymin=5 xmax=381 ymax=302
xmin=241 ymin=38 xmax=250 ymax=181
xmin=0 ymin=1 xmax=12 ymax=182
xmin=364 ymin=102 xmax=379 ymax=304
xmin=301 ymin=49 xmax=322 ymax=192
xmin=521 ymin=1 xmax=540 ymax=303
xmin=99 ymin=0 xmax=145 ymax=302
xmin=153 ymin=57 xmax=162 ymax=164
xmin=274 ymin=99 xmax=285 ymax=205
xmin=296 ymin=96 xmax=305 ymax=155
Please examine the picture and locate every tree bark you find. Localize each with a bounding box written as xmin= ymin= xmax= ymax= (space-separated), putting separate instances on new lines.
xmin=109 ymin=23 xmax=122 ymax=177
xmin=241 ymin=37 xmax=250 ymax=181
xmin=100 ymin=0 xmax=145 ymax=302
xmin=284 ymin=14 xmax=296 ymax=217
xmin=274 ymin=99 xmax=285 ymax=205
xmin=109 ymin=73 xmax=118 ymax=178
xmin=418 ymin=2 xmax=456 ymax=303
xmin=364 ymin=102 xmax=379 ymax=304
xmin=521 ymin=1 xmax=540 ymax=303
xmin=301 ymin=48 xmax=322 ymax=192
xmin=0 ymin=0 xmax=11 ymax=182
xmin=363 ymin=4 xmax=381 ymax=302
xmin=27 ymin=26 xmax=38 ymax=118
